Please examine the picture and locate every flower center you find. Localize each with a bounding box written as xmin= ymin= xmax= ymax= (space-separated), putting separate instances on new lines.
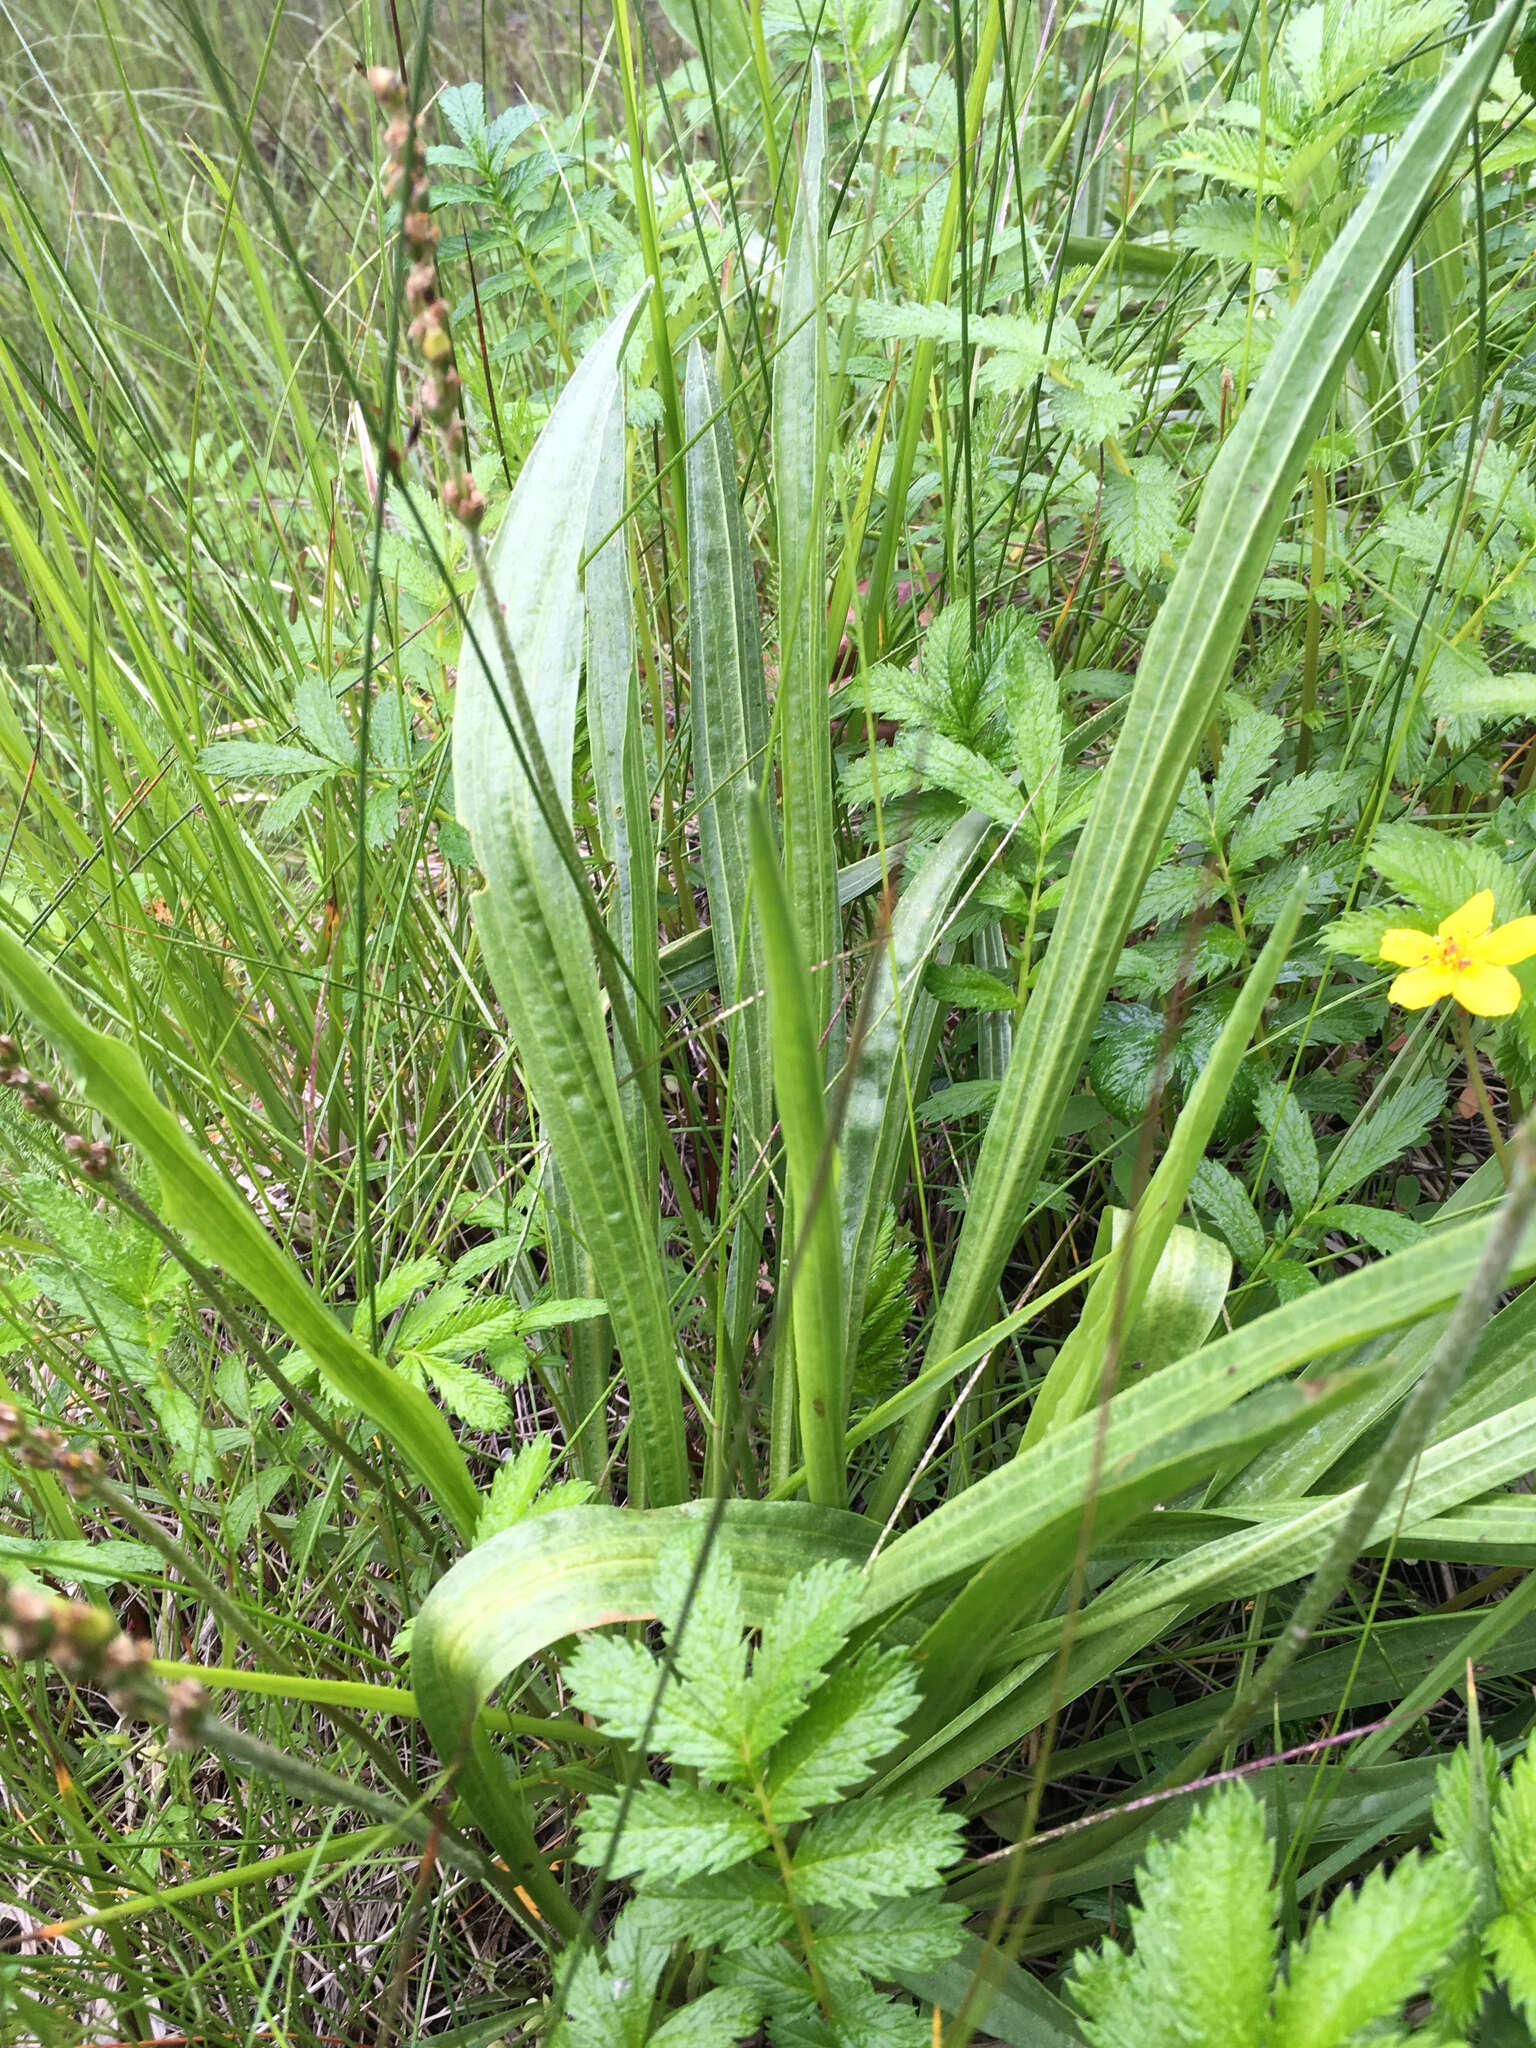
xmin=1434 ymin=937 xmax=1470 ymax=972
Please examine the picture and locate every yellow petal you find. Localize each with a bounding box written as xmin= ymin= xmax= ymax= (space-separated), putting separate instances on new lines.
xmin=1474 ymin=916 xmax=1536 ymax=967
xmin=1452 ymin=962 xmax=1523 ymax=1017
xmin=1379 ymin=927 xmax=1435 ymax=968
xmin=1389 ymin=964 xmax=1457 ymax=1008
xmin=1438 ymin=889 xmax=1495 ymax=944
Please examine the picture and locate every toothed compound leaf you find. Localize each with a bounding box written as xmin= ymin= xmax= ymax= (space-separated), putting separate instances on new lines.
xmin=810 ymin=1894 xmax=967 ymax=1987
xmin=742 ymin=1560 xmax=867 ymax=1757
xmin=1209 ymin=709 xmax=1283 ymax=838
xmin=645 ymin=1865 xmax=795 ymax=1950
xmin=1101 ymin=457 xmax=1182 ymax=577
xmin=1494 ymin=1734 xmax=1536 ymax=1916
xmin=577 ymin=1782 xmax=769 ymax=1884
xmin=1367 ymin=819 xmax=1520 ymax=926
xmin=1318 ymin=1077 xmax=1443 ymax=1205
xmin=1071 ymin=1785 xmax=1275 ymax=2048
xmin=562 ymin=1631 xmax=673 ymax=1746
xmin=1070 ymin=1937 xmax=1180 ymax=2048
xmin=1488 ymin=1910 xmax=1536 ymax=2032
xmin=1001 ymin=631 xmax=1062 ymax=799
xmin=549 ymin=1901 xmax=671 ymax=2048
xmin=1189 ymin=1157 xmax=1267 ymax=1266
xmin=766 ymin=1648 xmax=922 ymax=1820
xmin=1228 ymin=771 xmax=1342 ymax=871
xmin=649 ymin=1989 xmax=763 ymax=2048
xmin=789 ymin=1795 xmax=964 ymax=1907
xmin=1490 ymin=1734 xmax=1536 ymax=2028
xmin=476 ymin=1433 xmax=594 ymax=1543
xmin=648 ymin=1538 xmax=756 ymax=1779
xmin=1253 ymin=1074 xmax=1320 ymax=1217
xmin=1270 ymin=1851 xmax=1471 ymax=2048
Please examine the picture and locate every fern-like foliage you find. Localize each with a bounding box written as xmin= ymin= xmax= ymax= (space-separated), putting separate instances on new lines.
xmin=556 ymin=1538 xmax=965 ymax=2048
xmin=1068 ymin=1782 xmax=1472 ymax=2047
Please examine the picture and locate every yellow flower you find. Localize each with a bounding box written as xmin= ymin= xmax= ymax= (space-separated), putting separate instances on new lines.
xmin=1379 ymin=890 xmax=1536 ymax=1016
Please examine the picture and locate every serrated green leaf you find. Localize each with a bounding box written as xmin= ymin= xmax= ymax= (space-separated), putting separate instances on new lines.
xmin=1210 ymin=709 xmax=1282 ymax=838
xmin=1002 ymin=631 xmax=1061 ymax=800
xmin=1488 ymin=1910 xmax=1536 ymax=2031
xmin=1229 ymin=772 xmax=1341 ymax=872
xmin=790 ymin=1795 xmax=963 ymax=1906
xmin=1271 ymin=1851 xmax=1470 ymax=2048
xmin=1495 ymin=1735 xmax=1536 ymax=1917
xmin=478 ymin=1434 xmax=594 ymax=1544
xmin=394 ymin=1285 xmax=534 ymax=1361
xmin=1431 ymin=1735 xmax=1500 ymax=2027
xmin=260 ymin=773 xmax=330 ymax=835
xmin=650 ymin=1987 xmax=763 ymax=2048
xmin=1310 ymin=1204 xmax=1424 ymax=1255
xmin=924 ymin=963 xmax=1018 ymax=1012
xmin=413 ymin=1355 xmax=509 ymax=1430
xmin=1318 ymin=1077 xmax=1443 ymax=1205
xmin=372 ymin=1255 xmax=446 ymax=1322
xmin=1369 ymin=819 xmax=1523 ymax=926
xmin=766 ymin=1649 xmax=921 ymax=1821
xmin=812 ymin=1893 xmax=966 ymax=1986
xmin=648 ymin=1538 xmax=758 ymax=1779
xmin=743 ymin=1559 xmax=864 ymax=1759
xmin=1102 ymin=458 xmax=1182 ymax=577
xmin=898 ymin=729 xmax=1025 ymax=830
xmin=579 ymin=1782 xmax=769 ymax=1884
xmin=294 ymin=675 xmax=356 ymax=764
xmin=199 ymin=739 xmax=333 ymax=778
xmin=1254 ymin=1073 xmax=1320 ymax=1217
xmin=647 ymin=1865 xmax=794 ymax=1951
xmin=1074 ymin=1785 xmax=1275 ymax=2048
xmin=1189 ymin=1158 xmax=1267 ymax=1266
xmin=1071 ymin=1938 xmax=1172 ymax=2048
xmin=1319 ymin=906 xmax=1398 ymax=960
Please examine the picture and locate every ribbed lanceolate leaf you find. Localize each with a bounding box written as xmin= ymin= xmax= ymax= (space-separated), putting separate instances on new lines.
xmin=838 ymin=815 xmax=989 ymax=1374
xmin=685 ymin=342 xmax=774 ymax=1148
xmin=411 ymin=1501 xmax=873 ymax=1898
xmin=0 ymin=925 xmax=480 ymax=1539
xmin=773 ymin=58 xmax=837 ymax=1041
xmin=865 ymin=1196 xmax=1536 ymax=1623
xmin=888 ymin=2 xmax=1522 ymax=1507
xmin=586 ymin=393 xmax=659 ymax=1202
xmin=751 ymin=804 xmax=847 ymax=1505
xmin=455 ymin=295 xmax=689 ymax=1506
xmin=684 ymin=340 xmax=776 ymax=1462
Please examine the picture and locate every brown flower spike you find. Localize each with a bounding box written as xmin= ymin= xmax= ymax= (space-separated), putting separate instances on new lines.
xmin=370 ymin=68 xmax=485 ymax=528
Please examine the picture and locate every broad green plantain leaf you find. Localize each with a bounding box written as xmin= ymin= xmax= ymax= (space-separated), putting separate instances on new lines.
xmin=455 ymin=293 xmax=690 ymax=1506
